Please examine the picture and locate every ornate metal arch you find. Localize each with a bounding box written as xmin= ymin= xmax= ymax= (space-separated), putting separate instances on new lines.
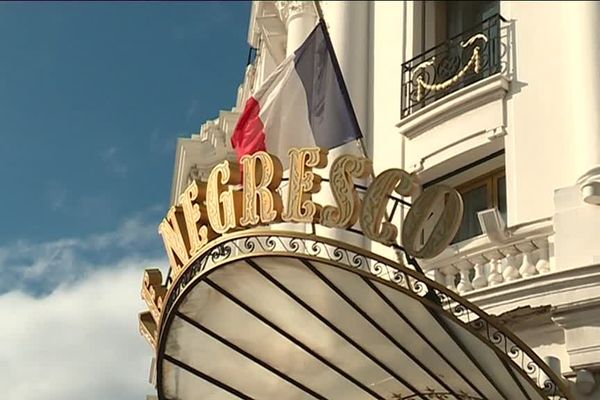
xmin=155 ymin=230 xmax=572 ymax=400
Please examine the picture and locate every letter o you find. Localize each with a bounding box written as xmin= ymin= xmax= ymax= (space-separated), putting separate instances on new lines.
xmin=402 ymin=184 xmax=463 ymax=259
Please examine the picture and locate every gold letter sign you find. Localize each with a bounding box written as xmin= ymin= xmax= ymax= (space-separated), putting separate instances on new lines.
xmin=239 ymin=152 xmax=283 ymax=226
xmin=155 ymin=147 xmax=467 ymax=280
xmin=158 ymin=206 xmax=189 ymax=276
xmin=360 ymin=169 xmax=414 ymax=246
xmin=206 ymin=161 xmax=242 ymax=234
xmin=178 ymin=181 xmax=212 ymax=258
xmin=402 ymin=184 xmax=463 ymax=258
xmin=282 ymin=147 xmax=328 ymax=223
xmin=321 ymin=154 xmax=372 ymax=229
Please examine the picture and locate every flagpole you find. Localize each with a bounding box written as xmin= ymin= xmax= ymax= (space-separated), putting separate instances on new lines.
xmin=311 ymin=0 xmax=429 ymax=277
xmin=312 ymin=0 xmax=371 ymax=161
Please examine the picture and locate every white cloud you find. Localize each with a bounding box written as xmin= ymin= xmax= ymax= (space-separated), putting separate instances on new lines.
xmin=0 ymin=213 xmax=163 ymax=294
xmin=0 ymin=210 xmax=168 ymax=399
xmin=0 ymin=263 xmax=159 ymax=400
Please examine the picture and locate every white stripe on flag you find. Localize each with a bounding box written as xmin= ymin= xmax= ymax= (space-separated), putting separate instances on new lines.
xmin=254 ymin=57 xmax=315 ymax=166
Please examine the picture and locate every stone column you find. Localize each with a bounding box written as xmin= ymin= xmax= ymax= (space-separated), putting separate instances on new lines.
xmin=554 ymin=2 xmax=600 ymax=271
xmin=563 ymin=2 xmax=600 ymax=204
xmin=276 ymin=1 xmax=317 ymax=56
xmin=273 ymin=1 xmax=317 ymax=234
xmin=321 ymin=1 xmax=370 ymax=140
xmin=316 ymin=1 xmax=373 ymax=249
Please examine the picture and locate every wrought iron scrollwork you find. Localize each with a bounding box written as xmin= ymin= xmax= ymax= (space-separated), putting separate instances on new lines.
xmin=401 ymin=14 xmax=508 ymax=118
xmin=159 ymin=230 xmax=571 ymax=399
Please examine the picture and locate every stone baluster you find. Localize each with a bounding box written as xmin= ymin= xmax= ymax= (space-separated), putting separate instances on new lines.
xmin=534 ymin=237 xmax=551 ymax=274
xmin=455 ymin=259 xmax=474 ymax=293
xmin=485 ymin=250 xmax=504 ymax=286
xmin=425 ymin=269 xmax=445 ymax=287
xmin=469 ymin=255 xmax=488 ymax=290
xmin=440 ymin=265 xmax=459 ymax=292
xmin=501 ymin=246 xmax=521 ymax=282
xmin=517 ymin=241 xmax=538 ymax=278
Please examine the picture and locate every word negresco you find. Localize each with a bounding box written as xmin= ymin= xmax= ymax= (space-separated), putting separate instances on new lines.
xmin=159 ymin=147 xmax=463 ymax=277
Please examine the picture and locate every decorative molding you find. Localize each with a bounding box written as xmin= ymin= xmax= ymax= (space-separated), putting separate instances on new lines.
xmin=254 ymin=2 xmax=287 ymax=64
xmin=275 ymin=1 xmax=316 ymax=25
xmin=464 ymin=263 xmax=600 ymax=314
xmin=552 ymin=298 xmax=600 ymax=370
xmin=486 ymin=125 xmax=507 ymax=140
xmin=397 ymin=74 xmax=510 ymax=139
xmin=187 ymin=164 xmax=210 ymax=184
xmin=576 ymin=165 xmax=600 ymax=205
xmin=170 ymin=108 xmax=240 ymax=204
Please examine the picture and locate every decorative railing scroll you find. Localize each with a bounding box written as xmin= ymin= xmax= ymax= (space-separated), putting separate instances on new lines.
xmin=414 ymin=34 xmax=486 ymax=102
xmin=401 ymin=14 xmax=508 ymax=118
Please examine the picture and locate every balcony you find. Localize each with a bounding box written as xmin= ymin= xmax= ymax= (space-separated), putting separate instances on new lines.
xmin=401 ymin=14 xmax=508 ymax=119
xmin=420 ymin=217 xmax=554 ymax=300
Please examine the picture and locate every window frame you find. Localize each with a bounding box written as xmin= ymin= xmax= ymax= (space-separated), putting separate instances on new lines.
xmin=453 ymin=167 xmax=506 ymax=243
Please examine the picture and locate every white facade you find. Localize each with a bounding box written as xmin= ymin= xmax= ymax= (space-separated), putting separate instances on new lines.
xmin=170 ymin=1 xmax=600 ymax=397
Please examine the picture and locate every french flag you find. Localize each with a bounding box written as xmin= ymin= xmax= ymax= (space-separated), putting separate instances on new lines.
xmin=231 ymin=20 xmax=363 ymax=165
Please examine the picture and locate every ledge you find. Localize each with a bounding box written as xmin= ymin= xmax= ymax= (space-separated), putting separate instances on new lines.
xmin=464 ymin=263 xmax=600 ymax=313
xmin=421 ymin=217 xmax=553 ymax=268
xmin=397 ymin=74 xmax=510 ymax=139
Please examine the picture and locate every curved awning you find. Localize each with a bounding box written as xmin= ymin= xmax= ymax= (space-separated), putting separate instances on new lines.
xmin=154 ymin=232 xmax=572 ymax=400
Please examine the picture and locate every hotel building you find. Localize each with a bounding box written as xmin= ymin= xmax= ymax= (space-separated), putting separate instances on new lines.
xmin=142 ymin=2 xmax=600 ymax=399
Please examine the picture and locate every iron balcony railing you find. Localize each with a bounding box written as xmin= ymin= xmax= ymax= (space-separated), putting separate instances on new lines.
xmin=401 ymin=14 xmax=507 ymax=118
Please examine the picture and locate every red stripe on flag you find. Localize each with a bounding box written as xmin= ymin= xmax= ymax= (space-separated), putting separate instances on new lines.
xmin=231 ymin=97 xmax=266 ymax=162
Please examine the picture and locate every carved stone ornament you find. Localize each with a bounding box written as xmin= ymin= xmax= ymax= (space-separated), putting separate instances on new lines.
xmin=275 ymin=1 xmax=316 ymax=25
xmin=187 ymin=164 xmax=209 ymax=184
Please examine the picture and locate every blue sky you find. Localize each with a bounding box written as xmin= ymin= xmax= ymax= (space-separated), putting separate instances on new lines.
xmin=0 ymin=2 xmax=251 ymax=399
xmin=0 ymin=1 xmax=249 ymax=245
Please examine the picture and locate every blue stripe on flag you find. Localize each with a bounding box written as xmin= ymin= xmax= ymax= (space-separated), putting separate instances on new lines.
xmin=293 ymin=21 xmax=363 ymax=150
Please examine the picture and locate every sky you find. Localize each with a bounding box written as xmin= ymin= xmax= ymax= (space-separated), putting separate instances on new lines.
xmin=0 ymin=2 xmax=251 ymax=399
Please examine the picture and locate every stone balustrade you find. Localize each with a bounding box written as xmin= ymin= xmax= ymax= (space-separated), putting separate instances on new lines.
xmin=421 ymin=219 xmax=554 ymax=294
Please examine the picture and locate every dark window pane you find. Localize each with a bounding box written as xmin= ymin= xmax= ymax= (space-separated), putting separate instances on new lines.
xmin=453 ymin=184 xmax=488 ymax=243
xmin=447 ymin=1 xmax=500 ymax=38
xmin=497 ymin=175 xmax=507 ymax=223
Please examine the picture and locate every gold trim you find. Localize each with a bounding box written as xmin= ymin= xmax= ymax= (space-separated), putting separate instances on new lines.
xmin=413 ymin=33 xmax=488 ymax=101
xmin=141 ymin=269 xmax=166 ymax=323
xmin=139 ymin=311 xmax=157 ymax=349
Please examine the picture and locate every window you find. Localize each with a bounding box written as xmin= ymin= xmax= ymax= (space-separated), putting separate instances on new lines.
xmin=439 ymin=0 xmax=501 ymax=88
xmin=445 ymin=1 xmax=500 ymax=40
xmin=402 ymin=1 xmax=503 ymax=118
xmin=453 ymin=169 xmax=506 ymax=243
